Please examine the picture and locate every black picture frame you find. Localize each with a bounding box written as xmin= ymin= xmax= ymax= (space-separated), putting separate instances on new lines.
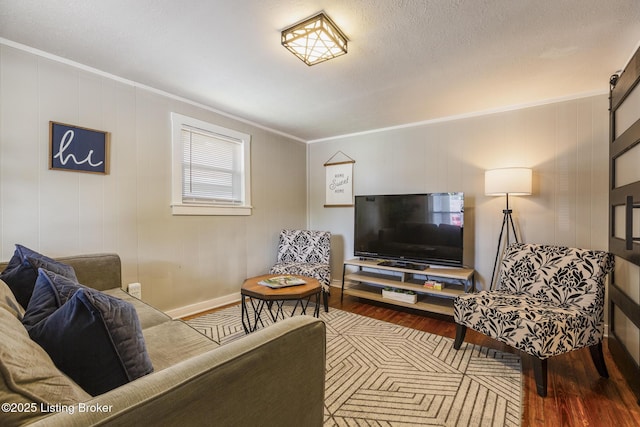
xmin=49 ymin=121 xmax=110 ymax=174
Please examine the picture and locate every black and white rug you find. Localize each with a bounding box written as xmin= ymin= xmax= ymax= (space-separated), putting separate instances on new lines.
xmin=187 ymin=304 xmax=522 ymax=426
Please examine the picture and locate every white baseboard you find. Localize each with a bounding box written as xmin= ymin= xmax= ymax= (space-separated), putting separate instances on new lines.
xmin=330 ymin=279 xmax=342 ymax=288
xmin=165 ymin=292 xmax=241 ymax=319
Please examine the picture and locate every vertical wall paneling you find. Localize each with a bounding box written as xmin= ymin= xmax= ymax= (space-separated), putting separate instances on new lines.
xmin=38 ymin=58 xmax=81 ymax=255
xmin=308 ymin=96 xmax=610 ymax=292
xmin=78 ymin=72 xmax=106 ymax=253
xmin=0 ymin=44 xmax=307 ymax=313
xmin=112 ymin=83 xmax=139 ymax=284
xmin=1 ymin=47 xmax=40 ymax=253
xmin=576 ymin=99 xmax=593 ymax=248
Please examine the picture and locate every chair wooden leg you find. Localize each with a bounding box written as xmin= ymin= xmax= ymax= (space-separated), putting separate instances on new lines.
xmin=453 ymin=324 xmax=467 ymax=350
xmin=589 ymin=342 xmax=609 ymax=378
xmin=532 ymin=357 xmax=548 ymax=397
xmin=323 ymin=290 xmax=329 ymax=313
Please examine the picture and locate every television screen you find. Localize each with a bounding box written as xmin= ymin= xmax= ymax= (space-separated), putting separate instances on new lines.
xmin=354 ymin=193 xmax=464 ymax=267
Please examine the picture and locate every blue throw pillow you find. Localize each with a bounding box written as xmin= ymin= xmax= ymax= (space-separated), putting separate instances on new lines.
xmin=23 ymin=270 xmax=153 ymax=396
xmin=0 ymin=244 xmax=77 ymax=309
xmin=22 ymin=269 xmax=87 ymax=329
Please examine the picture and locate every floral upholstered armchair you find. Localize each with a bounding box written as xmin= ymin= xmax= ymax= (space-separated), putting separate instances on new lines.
xmin=453 ymin=243 xmax=614 ymax=397
xmin=270 ymin=229 xmax=331 ymax=312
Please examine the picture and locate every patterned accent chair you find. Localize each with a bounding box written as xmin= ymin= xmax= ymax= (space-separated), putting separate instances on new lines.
xmin=453 ymin=243 xmax=614 ymax=397
xmin=270 ymin=229 xmax=331 ymax=312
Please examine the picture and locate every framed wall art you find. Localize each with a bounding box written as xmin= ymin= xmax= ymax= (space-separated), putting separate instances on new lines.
xmin=49 ymin=121 xmax=110 ymax=174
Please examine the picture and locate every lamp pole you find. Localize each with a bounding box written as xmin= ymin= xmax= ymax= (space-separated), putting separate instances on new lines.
xmin=489 ymin=193 xmax=519 ymax=290
xmin=484 ymin=167 xmax=532 ymax=290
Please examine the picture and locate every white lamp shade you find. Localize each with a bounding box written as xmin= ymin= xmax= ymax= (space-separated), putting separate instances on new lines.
xmin=485 ymin=168 xmax=532 ymax=196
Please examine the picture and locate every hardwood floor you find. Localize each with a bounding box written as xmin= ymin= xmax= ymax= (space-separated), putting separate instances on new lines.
xmin=187 ymin=291 xmax=640 ymax=426
xmin=327 ymin=291 xmax=640 ymax=427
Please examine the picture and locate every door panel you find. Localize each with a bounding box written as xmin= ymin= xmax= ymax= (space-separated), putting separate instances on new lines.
xmin=609 ymin=45 xmax=640 ymax=404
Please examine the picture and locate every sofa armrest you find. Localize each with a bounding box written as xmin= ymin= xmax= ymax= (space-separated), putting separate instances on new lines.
xmin=28 ymin=316 xmax=326 ymax=427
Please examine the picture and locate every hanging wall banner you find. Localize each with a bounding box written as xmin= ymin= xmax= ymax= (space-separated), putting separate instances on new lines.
xmin=324 ymin=151 xmax=355 ymax=207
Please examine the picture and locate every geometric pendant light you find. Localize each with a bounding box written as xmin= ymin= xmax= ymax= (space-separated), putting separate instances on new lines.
xmin=281 ymin=12 xmax=348 ymax=66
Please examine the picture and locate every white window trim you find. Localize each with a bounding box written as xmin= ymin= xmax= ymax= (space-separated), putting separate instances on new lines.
xmin=170 ymin=113 xmax=252 ymax=216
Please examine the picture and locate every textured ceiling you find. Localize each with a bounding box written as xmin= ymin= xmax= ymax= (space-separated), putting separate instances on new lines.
xmin=1 ymin=0 xmax=639 ymax=141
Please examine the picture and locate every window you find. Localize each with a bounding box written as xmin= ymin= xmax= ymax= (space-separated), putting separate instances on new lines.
xmin=171 ymin=113 xmax=251 ymax=215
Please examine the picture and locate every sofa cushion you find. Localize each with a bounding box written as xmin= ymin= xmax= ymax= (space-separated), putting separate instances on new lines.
xmin=0 ymin=244 xmax=77 ymax=309
xmin=142 ymin=320 xmax=220 ymax=371
xmin=103 ymin=287 xmax=172 ymax=329
xmin=0 ymin=307 xmax=90 ymax=425
xmin=23 ymin=270 xmax=154 ymax=396
xmin=0 ymin=279 xmax=25 ymax=320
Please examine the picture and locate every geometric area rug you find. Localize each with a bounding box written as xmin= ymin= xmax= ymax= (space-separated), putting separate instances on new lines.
xmin=187 ymin=304 xmax=522 ymax=427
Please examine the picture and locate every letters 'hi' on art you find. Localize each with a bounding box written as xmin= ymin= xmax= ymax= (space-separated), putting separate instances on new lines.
xmin=49 ymin=121 xmax=110 ymax=175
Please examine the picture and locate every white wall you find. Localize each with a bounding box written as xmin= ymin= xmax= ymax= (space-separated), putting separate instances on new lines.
xmin=0 ymin=45 xmax=308 ymax=313
xmin=0 ymin=42 xmax=612 ymax=312
xmin=308 ymin=95 xmax=610 ymax=290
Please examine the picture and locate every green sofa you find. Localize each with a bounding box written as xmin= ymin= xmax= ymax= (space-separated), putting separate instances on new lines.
xmin=0 ymin=254 xmax=326 ymax=426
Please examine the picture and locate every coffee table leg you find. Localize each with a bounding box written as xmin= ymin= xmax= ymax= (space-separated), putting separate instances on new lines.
xmin=241 ymin=294 xmax=250 ymax=334
xmin=296 ymin=296 xmax=309 ymax=315
xmin=288 ymin=291 xmax=322 ymax=317
xmin=268 ymin=300 xmax=286 ymax=322
xmin=292 ymin=292 xmax=320 ymax=317
xmin=242 ymin=295 xmax=268 ymax=333
xmin=291 ymin=298 xmax=301 ymax=316
xmin=251 ymin=298 xmax=267 ymax=332
xmin=314 ymin=291 xmax=320 ymax=317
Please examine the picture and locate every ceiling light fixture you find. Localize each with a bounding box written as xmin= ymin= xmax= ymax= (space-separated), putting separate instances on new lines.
xmin=281 ymin=12 xmax=348 ymax=66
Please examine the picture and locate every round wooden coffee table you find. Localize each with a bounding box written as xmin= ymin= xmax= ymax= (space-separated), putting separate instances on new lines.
xmin=241 ymin=274 xmax=321 ymax=333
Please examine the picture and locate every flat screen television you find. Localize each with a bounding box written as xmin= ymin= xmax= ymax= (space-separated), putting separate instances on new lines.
xmin=354 ymin=193 xmax=464 ymax=268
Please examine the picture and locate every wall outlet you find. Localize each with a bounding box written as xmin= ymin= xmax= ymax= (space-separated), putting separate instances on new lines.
xmin=127 ymin=282 xmax=142 ymax=299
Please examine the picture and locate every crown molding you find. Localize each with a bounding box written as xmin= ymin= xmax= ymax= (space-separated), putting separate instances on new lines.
xmin=307 ymin=89 xmax=608 ymax=144
xmin=0 ymin=38 xmax=306 ymax=144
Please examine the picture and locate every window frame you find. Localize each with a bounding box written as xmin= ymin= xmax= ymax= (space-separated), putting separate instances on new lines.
xmin=170 ymin=113 xmax=252 ymax=216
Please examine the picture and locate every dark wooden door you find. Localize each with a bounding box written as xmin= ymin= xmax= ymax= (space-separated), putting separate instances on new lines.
xmin=609 ymin=46 xmax=640 ymax=404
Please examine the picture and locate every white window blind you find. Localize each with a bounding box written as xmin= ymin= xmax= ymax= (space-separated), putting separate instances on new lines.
xmin=182 ymin=126 xmax=241 ymax=204
xmin=171 ymin=113 xmax=251 ymax=216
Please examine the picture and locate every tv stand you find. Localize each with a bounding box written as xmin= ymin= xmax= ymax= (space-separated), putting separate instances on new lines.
xmin=341 ymin=258 xmax=475 ymax=317
xmin=377 ymin=260 xmax=428 ymax=270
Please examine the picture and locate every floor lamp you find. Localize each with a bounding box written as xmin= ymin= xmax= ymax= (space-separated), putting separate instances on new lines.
xmin=485 ymin=167 xmax=532 ymax=290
